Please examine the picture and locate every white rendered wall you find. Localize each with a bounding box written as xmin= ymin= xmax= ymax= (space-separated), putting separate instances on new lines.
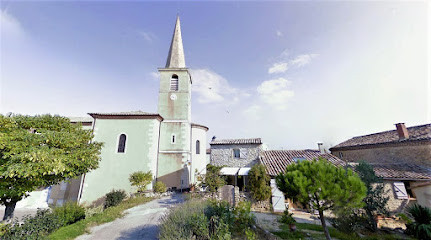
xmin=191 ymin=127 xmax=207 ymax=184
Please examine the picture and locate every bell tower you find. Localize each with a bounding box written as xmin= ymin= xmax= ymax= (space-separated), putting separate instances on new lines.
xmin=157 ymin=16 xmax=192 ymax=189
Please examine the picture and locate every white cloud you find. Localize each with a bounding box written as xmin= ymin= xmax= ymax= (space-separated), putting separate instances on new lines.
xmin=268 ymin=53 xmax=319 ymax=74
xmin=276 ymin=30 xmax=283 ymax=37
xmin=257 ymin=78 xmax=294 ymax=110
xmin=190 ymin=69 xmax=237 ymax=103
xmin=0 ymin=9 xmax=24 ymax=37
xmin=137 ymin=30 xmax=156 ymax=43
xmin=243 ymin=104 xmax=262 ymax=120
xmin=149 ymin=72 xmax=159 ymax=81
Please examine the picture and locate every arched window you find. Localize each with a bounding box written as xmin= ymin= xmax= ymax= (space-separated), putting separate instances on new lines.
xmin=117 ymin=134 xmax=126 ymax=153
xmin=170 ymin=74 xmax=179 ymax=91
xmin=196 ymin=140 xmax=200 ymax=154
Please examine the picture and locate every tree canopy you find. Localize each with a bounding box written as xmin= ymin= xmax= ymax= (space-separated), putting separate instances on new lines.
xmin=203 ymin=164 xmax=226 ymax=192
xmin=0 ymin=114 xmax=102 ymax=220
xmin=129 ymin=171 xmax=153 ymax=193
xmin=247 ymin=164 xmax=271 ymax=201
xmin=276 ymin=158 xmax=366 ymax=240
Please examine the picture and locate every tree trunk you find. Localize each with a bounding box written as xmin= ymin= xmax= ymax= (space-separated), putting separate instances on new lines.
xmin=367 ymin=209 xmax=378 ymax=231
xmin=3 ymin=200 xmax=17 ymax=222
xmin=318 ymin=209 xmax=332 ymax=240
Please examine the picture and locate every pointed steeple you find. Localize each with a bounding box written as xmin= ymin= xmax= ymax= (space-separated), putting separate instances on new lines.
xmin=165 ymin=16 xmax=186 ymax=68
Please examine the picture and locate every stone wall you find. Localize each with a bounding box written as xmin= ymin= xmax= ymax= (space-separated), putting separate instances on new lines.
xmin=331 ymin=142 xmax=431 ymax=167
xmin=382 ymin=181 xmax=412 ymax=214
xmin=210 ymin=144 xmax=262 ymax=167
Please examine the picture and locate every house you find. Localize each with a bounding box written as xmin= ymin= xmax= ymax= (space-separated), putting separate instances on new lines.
xmin=210 ymin=138 xmax=264 ymax=190
xmin=330 ymin=123 xmax=431 ymax=210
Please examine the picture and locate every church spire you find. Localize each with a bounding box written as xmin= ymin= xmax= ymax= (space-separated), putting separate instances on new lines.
xmin=165 ymin=15 xmax=186 ymax=68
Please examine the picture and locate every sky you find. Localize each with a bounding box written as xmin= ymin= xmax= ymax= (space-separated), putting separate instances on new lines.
xmin=1 ymin=1 xmax=430 ymax=150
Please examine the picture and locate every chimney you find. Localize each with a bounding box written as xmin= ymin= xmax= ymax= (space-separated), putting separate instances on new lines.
xmin=212 ymin=136 xmax=216 ymax=142
xmin=395 ymin=123 xmax=409 ymax=140
xmin=317 ymin=143 xmax=325 ymax=153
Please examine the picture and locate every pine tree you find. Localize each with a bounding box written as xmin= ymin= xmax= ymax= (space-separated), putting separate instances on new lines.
xmin=276 ymin=158 xmax=366 ymax=240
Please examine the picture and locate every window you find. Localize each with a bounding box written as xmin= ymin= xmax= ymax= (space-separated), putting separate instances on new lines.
xmin=170 ymin=74 xmax=179 ymax=91
xmin=171 ymin=134 xmax=176 ymax=144
xmin=233 ymin=149 xmax=240 ymax=158
xmin=196 ymin=140 xmax=200 ymax=154
xmin=117 ymin=134 xmax=126 ymax=153
xmin=393 ymin=182 xmax=408 ymax=199
xmin=339 ymin=152 xmax=343 ymax=159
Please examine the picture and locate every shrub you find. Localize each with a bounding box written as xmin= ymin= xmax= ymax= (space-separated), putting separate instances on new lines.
xmin=129 ymin=171 xmax=153 ymax=193
xmin=206 ymin=200 xmax=235 ymax=228
xmin=2 ymin=209 xmax=62 ymax=239
xmin=85 ymin=205 xmax=104 ymax=218
xmin=248 ymin=164 xmax=272 ymax=201
xmin=208 ymin=215 xmax=231 ymax=240
xmin=53 ymin=201 xmax=86 ymax=226
xmin=279 ymin=208 xmax=296 ymax=225
xmin=204 ymin=164 xmax=226 ymax=192
xmin=405 ymin=204 xmax=431 ymax=240
xmin=233 ymin=201 xmax=255 ymax=231
xmin=154 ymin=181 xmax=167 ymax=193
xmin=104 ymin=189 xmax=127 ymax=209
xmin=187 ymin=212 xmax=209 ymax=239
xmin=330 ymin=210 xmax=368 ymax=233
xmin=0 ymin=222 xmax=9 ymax=238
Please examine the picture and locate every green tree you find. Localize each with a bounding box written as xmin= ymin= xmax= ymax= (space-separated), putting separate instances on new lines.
xmin=247 ymin=164 xmax=271 ymax=201
xmin=406 ymin=204 xmax=431 ymax=240
xmin=204 ymin=164 xmax=226 ymax=192
xmin=276 ymin=158 xmax=366 ymax=240
xmin=129 ymin=171 xmax=153 ymax=193
xmin=0 ymin=114 xmax=102 ymax=221
xmin=355 ymin=161 xmax=388 ymax=231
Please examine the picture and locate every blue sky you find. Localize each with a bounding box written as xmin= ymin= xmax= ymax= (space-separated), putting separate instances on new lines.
xmin=1 ymin=1 xmax=429 ymax=150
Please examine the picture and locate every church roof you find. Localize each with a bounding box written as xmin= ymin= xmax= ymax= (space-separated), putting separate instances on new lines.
xmin=165 ymin=16 xmax=186 ymax=68
xmin=88 ymin=111 xmax=163 ymax=121
xmin=191 ymin=123 xmax=209 ymax=131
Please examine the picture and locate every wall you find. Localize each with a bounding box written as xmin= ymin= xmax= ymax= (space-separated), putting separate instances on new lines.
xmin=412 ymin=184 xmax=431 ymax=208
xmin=80 ymin=118 xmax=160 ymax=204
xmin=191 ymin=127 xmax=207 ymax=184
xmin=331 ymin=143 xmax=431 ymax=167
xmin=210 ymin=144 xmax=262 ymax=168
xmin=382 ymin=181 xmax=411 ymax=213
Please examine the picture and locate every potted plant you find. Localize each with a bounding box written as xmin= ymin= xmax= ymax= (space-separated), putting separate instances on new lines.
xmin=279 ymin=208 xmax=297 ymax=232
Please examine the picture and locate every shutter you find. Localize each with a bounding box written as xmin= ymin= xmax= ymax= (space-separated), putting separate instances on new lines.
xmin=393 ymin=182 xmax=408 ymax=199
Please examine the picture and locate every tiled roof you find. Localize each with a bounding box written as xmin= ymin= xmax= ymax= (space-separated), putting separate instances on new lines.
xmin=88 ymin=111 xmax=162 ymax=120
xmin=260 ymin=150 xmax=345 ymax=176
xmin=330 ymin=124 xmax=431 ymax=150
xmin=210 ymin=138 xmax=262 ymax=145
xmin=370 ymin=163 xmax=431 ymax=181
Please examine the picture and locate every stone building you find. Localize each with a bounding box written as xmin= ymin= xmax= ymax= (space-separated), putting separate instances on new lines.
xmin=329 ymin=123 xmax=431 ymax=167
xmin=209 ymin=138 xmax=264 ymax=190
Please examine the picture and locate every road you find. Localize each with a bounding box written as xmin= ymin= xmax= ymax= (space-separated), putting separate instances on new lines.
xmin=76 ymin=194 xmax=183 ymax=240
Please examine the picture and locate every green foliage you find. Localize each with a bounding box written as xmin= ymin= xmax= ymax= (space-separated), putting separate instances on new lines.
xmin=0 ymin=114 xmax=102 ymax=220
xmin=203 ymin=164 xmax=226 ymax=192
xmin=233 ymin=201 xmax=255 ymax=231
xmin=276 ymin=158 xmax=367 ymax=240
xmin=355 ymin=161 xmax=389 ymax=231
xmin=406 ymin=204 xmax=431 ymax=240
xmin=2 ymin=209 xmax=63 ymax=239
xmin=53 ymin=202 xmax=86 ymax=226
xmin=208 ymin=215 xmax=231 ymax=240
xmin=247 ymin=164 xmax=271 ymax=201
xmin=329 ymin=211 xmax=368 ymax=233
xmin=279 ymin=208 xmax=296 ymax=225
xmin=104 ymin=189 xmax=127 ymax=209
xmin=187 ymin=212 xmax=210 ymax=240
xmin=154 ymin=181 xmax=167 ymax=193
xmin=245 ymin=227 xmax=256 ymax=240
xmin=129 ymin=171 xmax=153 ymax=193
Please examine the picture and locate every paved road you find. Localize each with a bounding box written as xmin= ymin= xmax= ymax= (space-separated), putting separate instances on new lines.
xmin=76 ymin=194 xmax=183 ymax=240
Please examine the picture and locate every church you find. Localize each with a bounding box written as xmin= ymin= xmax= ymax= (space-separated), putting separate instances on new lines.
xmin=47 ymin=16 xmax=208 ymax=205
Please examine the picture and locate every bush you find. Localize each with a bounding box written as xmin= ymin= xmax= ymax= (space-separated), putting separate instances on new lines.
xmin=85 ymin=205 xmax=104 ymax=218
xmin=129 ymin=171 xmax=153 ymax=193
xmin=248 ymin=164 xmax=272 ymax=201
xmin=154 ymin=181 xmax=167 ymax=193
xmin=187 ymin=212 xmax=209 ymax=239
xmin=405 ymin=204 xmax=431 ymax=240
xmin=53 ymin=201 xmax=86 ymax=226
xmin=279 ymin=208 xmax=296 ymax=225
xmin=208 ymin=215 xmax=231 ymax=240
xmin=330 ymin=211 xmax=368 ymax=233
xmin=204 ymin=164 xmax=226 ymax=192
xmin=2 ymin=209 xmax=63 ymax=239
xmin=233 ymin=201 xmax=255 ymax=231
xmin=104 ymin=189 xmax=127 ymax=209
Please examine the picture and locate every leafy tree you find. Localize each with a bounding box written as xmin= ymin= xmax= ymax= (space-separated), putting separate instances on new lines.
xmin=129 ymin=171 xmax=153 ymax=193
xmin=154 ymin=181 xmax=167 ymax=193
xmin=406 ymin=204 xmax=431 ymax=240
xmin=355 ymin=161 xmax=388 ymax=231
xmin=0 ymin=114 xmax=102 ymax=221
xmin=203 ymin=164 xmax=226 ymax=192
xmin=276 ymin=158 xmax=366 ymax=240
xmin=247 ymin=164 xmax=271 ymax=201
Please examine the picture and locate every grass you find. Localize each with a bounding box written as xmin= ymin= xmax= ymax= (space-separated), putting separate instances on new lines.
xmin=273 ymin=223 xmax=412 ymax=240
xmin=48 ymin=196 xmax=153 ymax=240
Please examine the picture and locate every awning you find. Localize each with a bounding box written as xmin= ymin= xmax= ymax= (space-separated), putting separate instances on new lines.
xmin=220 ymin=167 xmax=239 ymax=176
xmin=238 ymin=167 xmax=251 ymax=176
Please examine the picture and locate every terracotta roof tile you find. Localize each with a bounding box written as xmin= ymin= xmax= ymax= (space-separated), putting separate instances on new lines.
xmin=260 ymin=150 xmax=345 ymax=176
xmin=330 ymin=124 xmax=431 ymax=150
xmin=210 ymin=138 xmax=262 ymax=145
xmin=370 ymin=163 xmax=431 ymax=180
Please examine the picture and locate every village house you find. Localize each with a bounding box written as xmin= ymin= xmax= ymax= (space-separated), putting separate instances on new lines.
xmin=330 ymin=123 xmax=431 ymax=210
